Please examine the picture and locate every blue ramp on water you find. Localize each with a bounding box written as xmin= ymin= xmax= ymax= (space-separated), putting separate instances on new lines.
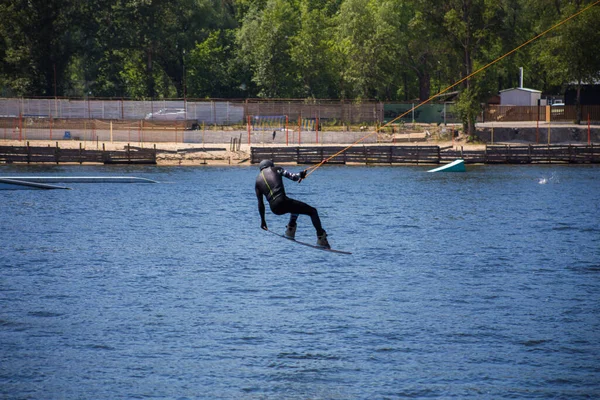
xmin=0 ymin=178 xmax=71 ymax=190
xmin=0 ymin=176 xmax=157 ymax=190
xmin=428 ymin=159 xmax=466 ymax=173
xmin=0 ymin=176 xmax=158 ymax=184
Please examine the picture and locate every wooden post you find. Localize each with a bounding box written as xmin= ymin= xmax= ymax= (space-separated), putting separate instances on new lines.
xmin=536 ymin=109 xmax=539 ymax=144
xmin=247 ymin=115 xmax=251 ymax=146
xmin=316 ymin=117 xmax=319 ymax=144
xmin=102 ymin=142 xmax=106 ymax=163
xmin=588 ymin=113 xmax=591 ymax=145
xmin=49 ymin=115 xmax=53 ymax=140
xmin=569 ymin=144 xmax=572 ymax=163
xmin=110 ymin=120 xmax=113 ymax=143
xmin=18 ymin=113 xmax=23 ymax=141
xmin=285 ymin=115 xmax=289 ymax=146
xmin=26 ymin=141 xmax=30 ymax=163
xmin=55 ymin=142 xmax=59 ymax=164
xmin=298 ymin=116 xmax=301 ymax=145
xmin=484 ymin=143 xmax=488 ymax=163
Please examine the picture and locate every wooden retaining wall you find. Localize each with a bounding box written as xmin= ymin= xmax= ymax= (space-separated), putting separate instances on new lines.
xmin=251 ymin=144 xmax=600 ymax=165
xmin=251 ymin=146 xmax=441 ymax=165
xmin=0 ymin=143 xmax=157 ymax=164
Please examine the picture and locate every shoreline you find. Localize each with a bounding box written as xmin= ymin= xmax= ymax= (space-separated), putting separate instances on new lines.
xmin=2 ymin=135 xmax=597 ymax=166
xmin=0 ymin=138 xmax=485 ymax=166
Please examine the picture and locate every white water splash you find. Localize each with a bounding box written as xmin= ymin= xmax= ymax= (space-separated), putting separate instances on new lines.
xmin=538 ymin=172 xmax=559 ymax=184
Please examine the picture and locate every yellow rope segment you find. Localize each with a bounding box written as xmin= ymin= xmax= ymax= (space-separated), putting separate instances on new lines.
xmin=305 ymin=0 xmax=600 ymax=177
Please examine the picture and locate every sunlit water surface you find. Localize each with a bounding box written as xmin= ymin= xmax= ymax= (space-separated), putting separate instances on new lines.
xmin=1 ymin=164 xmax=599 ymax=399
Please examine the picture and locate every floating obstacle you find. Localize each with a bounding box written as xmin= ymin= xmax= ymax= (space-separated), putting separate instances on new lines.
xmin=427 ymin=159 xmax=466 ymax=173
xmin=0 ymin=177 xmax=71 ymax=190
xmin=0 ymin=176 xmax=158 ymax=190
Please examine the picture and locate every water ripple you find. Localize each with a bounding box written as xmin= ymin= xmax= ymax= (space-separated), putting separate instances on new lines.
xmin=1 ymin=164 xmax=599 ymax=399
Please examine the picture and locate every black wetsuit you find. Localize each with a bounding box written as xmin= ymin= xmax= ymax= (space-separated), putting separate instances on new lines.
xmin=255 ymin=166 xmax=324 ymax=236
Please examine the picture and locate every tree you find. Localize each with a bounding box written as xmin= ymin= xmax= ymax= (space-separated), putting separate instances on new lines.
xmin=0 ymin=0 xmax=78 ymax=96
xmin=289 ymin=1 xmax=339 ymax=98
xmin=335 ymin=0 xmax=380 ymax=99
xmin=236 ymin=0 xmax=301 ymax=97
xmin=432 ymin=0 xmax=510 ymax=134
xmin=378 ymin=0 xmax=442 ymax=102
xmin=187 ymin=30 xmax=253 ymax=98
xmin=537 ymin=2 xmax=600 ymax=123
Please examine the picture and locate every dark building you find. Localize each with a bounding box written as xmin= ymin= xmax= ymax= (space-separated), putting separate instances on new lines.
xmin=565 ymin=82 xmax=600 ymax=105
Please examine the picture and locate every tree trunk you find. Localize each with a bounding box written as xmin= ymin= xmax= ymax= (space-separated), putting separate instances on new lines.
xmin=418 ymin=70 xmax=431 ymax=102
xmin=147 ymin=48 xmax=155 ymax=99
xmin=575 ymin=81 xmax=582 ymax=124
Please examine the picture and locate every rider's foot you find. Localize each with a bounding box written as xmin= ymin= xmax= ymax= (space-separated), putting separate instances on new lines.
xmin=316 ymin=231 xmax=330 ymax=249
xmin=284 ymin=224 xmax=297 ymax=239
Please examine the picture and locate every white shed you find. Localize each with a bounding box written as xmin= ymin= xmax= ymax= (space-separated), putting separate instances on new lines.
xmin=499 ymin=87 xmax=542 ymax=106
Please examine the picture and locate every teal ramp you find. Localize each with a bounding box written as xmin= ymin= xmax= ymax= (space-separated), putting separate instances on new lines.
xmin=427 ymin=159 xmax=466 ymax=173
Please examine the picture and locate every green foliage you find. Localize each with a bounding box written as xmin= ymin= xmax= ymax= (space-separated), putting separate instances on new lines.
xmin=187 ymin=30 xmax=251 ymax=98
xmin=455 ymin=86 xmax=481 ymax=134
xmin=0 ymin=0 xmax=598 ymax=103
xmin=334 ymin=0 xmax=380 ymax=99
xmin=237 ymin=0 xmax=301 ymax=97
xmin=289 ymin=2 xmax=338 ymax=98
xmin=538 ymin=3 xmax=600 ymax=87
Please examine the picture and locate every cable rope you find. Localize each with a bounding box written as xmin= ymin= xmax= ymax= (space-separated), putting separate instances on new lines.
xmin=304 ymin=0 xmax=600 ymax=177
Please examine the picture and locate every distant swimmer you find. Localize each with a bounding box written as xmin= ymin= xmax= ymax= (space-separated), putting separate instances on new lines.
xmin=255 ymin=159 xmax=330 ymax=249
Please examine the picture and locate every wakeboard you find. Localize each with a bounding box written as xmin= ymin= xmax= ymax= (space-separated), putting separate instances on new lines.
xmin=266 ymin=229 xmax=352 ymax=255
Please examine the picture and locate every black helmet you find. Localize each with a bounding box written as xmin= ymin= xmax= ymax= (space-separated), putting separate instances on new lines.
xmin=259 ymin=159 xmax=274 ymax=170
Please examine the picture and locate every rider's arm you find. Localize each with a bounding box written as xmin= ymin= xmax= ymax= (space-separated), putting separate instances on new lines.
xmin=277 ymin=167 xmax=306 ymax=182
xmin=255 ymin=185 xmax=267 ymax=230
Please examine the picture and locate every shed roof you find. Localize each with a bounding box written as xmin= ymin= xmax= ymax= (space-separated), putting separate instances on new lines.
xmin=499 ymin=87 xmax=542 ymax=94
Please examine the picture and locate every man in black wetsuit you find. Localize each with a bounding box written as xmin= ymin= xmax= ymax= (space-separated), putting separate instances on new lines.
xmin=255 ymin=159 xmax=330 ymax=249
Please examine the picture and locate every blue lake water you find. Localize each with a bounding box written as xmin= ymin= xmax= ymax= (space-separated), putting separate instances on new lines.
xmin=1 ymin=163 xmax=599 ymax=399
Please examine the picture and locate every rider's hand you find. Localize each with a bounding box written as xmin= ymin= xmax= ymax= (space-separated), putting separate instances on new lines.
xmin=299 ymin=170 xmax=307 ymax=180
